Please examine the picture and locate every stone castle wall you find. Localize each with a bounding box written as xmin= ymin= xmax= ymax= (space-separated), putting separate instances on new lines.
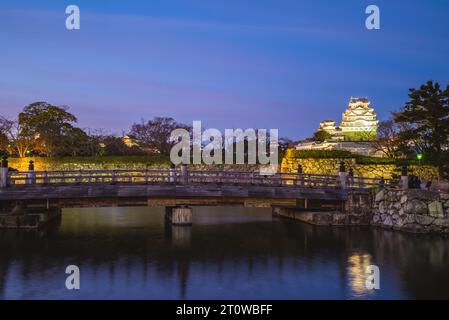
xmin=281 ymin=154 xmax=439 ymax=180
xmin=373 ymin=189 xmax=449 ymax=234
xmin=8 ymin=157 xmax=170 ymax=171
xmin=7 ymin=157 xmax=262 ymax=172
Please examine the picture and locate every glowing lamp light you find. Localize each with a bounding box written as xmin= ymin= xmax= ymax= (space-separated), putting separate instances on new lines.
xmin=417 ymin=154 xmax=423 ymax=160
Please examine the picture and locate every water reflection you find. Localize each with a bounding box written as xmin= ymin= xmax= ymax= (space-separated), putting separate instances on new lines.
xmin=0 ymin=206 xmax=449 ymax=299
xmin=347 ymin=253 xmax=374 ymax=298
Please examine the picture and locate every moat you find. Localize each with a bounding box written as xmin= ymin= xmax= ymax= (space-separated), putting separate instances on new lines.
xmin=1 ymin=206 xmax=448 ymax=299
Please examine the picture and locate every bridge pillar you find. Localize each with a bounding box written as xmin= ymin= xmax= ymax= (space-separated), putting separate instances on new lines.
xmin=166 ymin=206 xmax=193 ymax=226
xmin=0 ymin=156 xmax=8 ymax=188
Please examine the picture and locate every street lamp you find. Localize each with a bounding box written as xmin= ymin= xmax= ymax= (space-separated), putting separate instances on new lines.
xmin=417 ymin=153 xmax=423 ymax=167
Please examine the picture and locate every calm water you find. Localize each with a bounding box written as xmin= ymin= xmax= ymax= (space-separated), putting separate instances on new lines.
xmin=1 ymin=206 xmax=449 ymax=300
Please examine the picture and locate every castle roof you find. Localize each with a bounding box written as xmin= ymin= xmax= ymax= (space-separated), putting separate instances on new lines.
xmin=349 ymin=97 xmax=369 ymax=104
xmin=343 ymin=106 xmax=375 ymax=116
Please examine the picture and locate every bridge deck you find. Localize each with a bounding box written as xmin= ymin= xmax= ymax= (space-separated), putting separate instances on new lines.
xmin=0 ymin=169 xmax=389 ymax=206
xmin=0 ymin=182 xmax=348 ymax=199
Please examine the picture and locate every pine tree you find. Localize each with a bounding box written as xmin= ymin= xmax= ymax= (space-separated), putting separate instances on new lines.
xmin=394 ymin=80 xmax=449 ymax=174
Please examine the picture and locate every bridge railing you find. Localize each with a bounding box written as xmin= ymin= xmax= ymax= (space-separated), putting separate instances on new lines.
xmin=346 ymin=175 xmax=399 ymax=189
xmin=7 ymin=169 xmax=175 ymax=185
xmin=6 ymin=169 xmax=394 ymax=189
xmin=187 ymin=170 xmax=341 ymax=188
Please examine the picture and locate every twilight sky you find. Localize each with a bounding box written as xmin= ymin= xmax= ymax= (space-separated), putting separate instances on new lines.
xmin=0 ymin=0 xmax=448 ymax=139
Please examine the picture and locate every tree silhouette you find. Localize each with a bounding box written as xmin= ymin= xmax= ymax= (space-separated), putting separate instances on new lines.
xmin=394 ymin=80 xmax=449 ymax=173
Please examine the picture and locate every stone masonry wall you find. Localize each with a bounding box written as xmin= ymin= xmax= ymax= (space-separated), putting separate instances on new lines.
xmin=281 ymin=154 xmax=438 ymax=180
xmin=373 ymin=189 xmax=449 ymax=234
xmin=8 ymin=157 xmax=169 ymax=171
xmin=7 ymin=157 xmax=263 ymax=172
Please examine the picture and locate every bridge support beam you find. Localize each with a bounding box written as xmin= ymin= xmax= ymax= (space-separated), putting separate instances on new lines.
xmin=273 ymin=207 xmax=347 ymax=225
xmin=0 ymin=201 xmax=61 ymax=229
xmin=165 ymin=206 xmax=193 ymax=226
xmin=273 ymin=191 xmax=373 ymax=226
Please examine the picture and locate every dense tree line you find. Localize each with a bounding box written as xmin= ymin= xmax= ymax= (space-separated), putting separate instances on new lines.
xmin=0 ymin=102 xmax=190 ymax=158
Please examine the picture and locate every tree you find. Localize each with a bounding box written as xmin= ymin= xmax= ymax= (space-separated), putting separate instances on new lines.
xmin=394 ymin=80 xmax=449 ymax=172
xmin=18 ymin=102 xmax=79 ymax=157
xmin=352 ymin=127 xmax=378 ymax=142
xmin=0 ymin=102 xmax=86 ymax=157
xmin=129 ymin=117 xmax=191 ymax=155
xmin=0 ymin=116 xmax=36 ymax=157
xmin=0 ymin=118 xmax=12 ymax=154
xmin=102 ymin=136 xmax=131 ymax=156
xmin=313 ymin=130 xmax=332 ymax=142
xmin=62 ymin=127 xmax=91 ymax=157
xmin=0 ymin=132 xmax=7 ymax=154
xmin=81 ymin=129 xmax=108 ymax=157
xmin=370 ymin=119 xmax=402 ymax=158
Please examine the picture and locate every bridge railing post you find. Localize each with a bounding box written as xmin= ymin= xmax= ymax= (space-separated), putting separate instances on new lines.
xmin=43 ymin=171 xmax=49 ymax=184
xmin=169 ymin=164 xmax=176 ymax=184
xmin=26 ymin=160 xmax=35 ymax=184
xmin=296 ymin=164 xmax=304 ymax=187
xmin=379 ymin=176 xmax=385 ymax=189
xmin=348 ymin=168 xmax=354 ymax=188
xmin=400 ymin=162 xmax=409 ymax=190
xmin=358 ymin=176 xmax=364 ymax=189
xmin=296 ymin=174 xmax=304 ymax=186
xmin=77 ymin=169 xmax=82 ymax=184
xmin=181 ymin=164 xmax=188 ymax=185
xmin=0 ymin=155 xmax=9 ymax=188
xmin=338 ymin=161 xmax=347 ymax=189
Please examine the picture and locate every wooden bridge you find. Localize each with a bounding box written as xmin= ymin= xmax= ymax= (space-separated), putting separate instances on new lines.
xmin=0 ymin=167 xmax=392 ymax=207
xmin=0 ymin=167 xmax=393 ymax=228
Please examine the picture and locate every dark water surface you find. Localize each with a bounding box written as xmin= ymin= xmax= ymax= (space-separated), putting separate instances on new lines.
xmin=1 ymin=206 xmax=449 ymax=299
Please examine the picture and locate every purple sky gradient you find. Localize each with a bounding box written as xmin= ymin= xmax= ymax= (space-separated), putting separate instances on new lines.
xmin=1 ymin=0 xmax=448 ymax=139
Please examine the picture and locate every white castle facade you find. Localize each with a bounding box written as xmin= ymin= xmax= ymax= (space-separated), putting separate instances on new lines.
xmin=296 ymin=98 xmax=383 ymax=157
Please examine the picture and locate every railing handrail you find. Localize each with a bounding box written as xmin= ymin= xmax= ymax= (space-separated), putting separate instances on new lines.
xmin=6 ymin=168 xmax=396 ymax=190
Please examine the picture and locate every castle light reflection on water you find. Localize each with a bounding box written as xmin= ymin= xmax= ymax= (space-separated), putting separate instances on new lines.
xmin=1 ymin=206 xmax=449 ymax=299
xmin=347 ymin=253 xmax=374 ymax=298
